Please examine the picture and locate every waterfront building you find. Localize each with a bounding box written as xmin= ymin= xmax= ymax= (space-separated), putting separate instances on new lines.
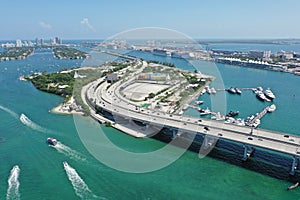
xmin=55 ymin=37 xmax=62 ymax=45
xmin=107 ymin=73 xmax=118 ymax=83
xmin=35 ymin=38 xmax=39 ymax=46
xmin=263 ymin=50 xmax=271 ymax=60
xmin=40 ymin=38 xmax=44 ymax=46
xmin=16 ymin=39 xmax=22 ymax=47
xmin=50 ymin=38 xmax=56 ymax=46
xmin=249 ymin=50 xmax=271 ymax=60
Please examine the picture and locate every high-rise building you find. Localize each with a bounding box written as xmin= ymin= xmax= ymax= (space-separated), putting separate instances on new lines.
xmin=35 ymin=38 xmax=39 ymax=46
xmin=40 ymin=38 xmax=44 ymax=46
xmin=55 ymin=37 xmax=62 ymax=45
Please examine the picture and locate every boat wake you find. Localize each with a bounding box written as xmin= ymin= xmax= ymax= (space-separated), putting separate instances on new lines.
xmin=52 ymin=142 xmax=86 ymax=162
xmin=19 ymin=113 xmax=48 ymax=133
xmin=6 ymin=165 xmax=20 ymax=200
xmin=0 ymin=105 xmax=19 ymax=119
xmin=63 ymin=161 xmax=99 ymax=199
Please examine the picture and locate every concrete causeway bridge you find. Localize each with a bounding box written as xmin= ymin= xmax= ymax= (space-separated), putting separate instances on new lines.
xmin=81 ymin=53 xmax=300 ymax=176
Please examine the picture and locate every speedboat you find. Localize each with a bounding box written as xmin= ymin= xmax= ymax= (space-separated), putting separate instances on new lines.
xmin=227 ymin=87 xmax=236 ymax=94
xmin=267 ymin=104 xmax=276 ymax=112
xmin=264 ymin=88 xmax=276 ymax=100
xmin=47 ymin=138 xmax=57 ymax=146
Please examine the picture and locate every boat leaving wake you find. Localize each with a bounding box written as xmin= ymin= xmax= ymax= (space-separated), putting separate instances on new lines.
xmin=63 ymin=161 xmax=99 ymax=199
xmin=19 ymin=113 xmax=47 ymax=133
xmin=52 ymin=142 xmax=86 ymax=162
xmin=6 ymin=165 xmax=20 ymax=200
xmin=0 ymin=105 xmax=18 ymax=119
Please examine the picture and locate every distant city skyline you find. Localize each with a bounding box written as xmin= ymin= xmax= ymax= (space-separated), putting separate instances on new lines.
xmin=1 ymin=0 xmax=300 ymax=40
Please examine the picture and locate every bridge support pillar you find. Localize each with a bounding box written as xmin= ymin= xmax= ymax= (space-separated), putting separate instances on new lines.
xmin=290 ymin=156 xmax=299 ymax=176
xmin=242 ymin=145 xmax=254 ymax=161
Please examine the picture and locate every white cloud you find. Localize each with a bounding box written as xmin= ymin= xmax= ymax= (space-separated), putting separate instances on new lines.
xmin=80 ymin=18 xmax=95 ymax=31
xmin=39 ymin=21 xmax=52 ymax=29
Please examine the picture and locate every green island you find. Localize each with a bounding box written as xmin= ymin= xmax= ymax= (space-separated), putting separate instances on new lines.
xmin=24 ymin=60 xmax=138 ymax=114
xmin=0 ymin=47 xmax=34 ymax=61
xmin=53 ymin=47 xmax=90 ymax=59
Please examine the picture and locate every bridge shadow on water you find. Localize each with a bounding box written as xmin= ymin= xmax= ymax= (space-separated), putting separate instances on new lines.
xmin=151 ymin=128 xmax=300 ymax=183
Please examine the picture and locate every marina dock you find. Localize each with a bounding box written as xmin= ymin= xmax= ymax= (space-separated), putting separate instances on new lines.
xmin=248 ymin=106 xmax=270 ymax=126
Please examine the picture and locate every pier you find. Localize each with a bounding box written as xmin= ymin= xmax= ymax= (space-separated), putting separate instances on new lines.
xmin=248 ymin=105 xmax=270 ymax=126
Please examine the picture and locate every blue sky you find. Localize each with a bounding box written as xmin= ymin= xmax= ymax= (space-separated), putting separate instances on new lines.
xmin=1 ymin=0 xmax=299 ymax=40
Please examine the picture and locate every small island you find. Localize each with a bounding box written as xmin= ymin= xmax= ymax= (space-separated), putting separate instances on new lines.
xmin=24 ymin=59 xmax=139 ymax=115
xmin=53 ymin=47 xmax=90 ymax=60
xmin=0 ymin=47 xmax=34 ymax=61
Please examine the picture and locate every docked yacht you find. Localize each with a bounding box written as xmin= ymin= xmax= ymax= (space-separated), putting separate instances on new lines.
xmin=199 ymin=107 xmax=211 ymax=116
xmin=235 ymin=88 xmax=242 ymax=95
xmin=256 ymin=91 xmax=270 ymax=102
xmin=264 ymin=88 xmax=276 ymax=100
xmin=227 ymin=87 xmax=236 ymax=94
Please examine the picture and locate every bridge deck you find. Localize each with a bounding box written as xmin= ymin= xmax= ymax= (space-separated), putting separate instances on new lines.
xmin=84 ymin=59 xmax=300 ymax=158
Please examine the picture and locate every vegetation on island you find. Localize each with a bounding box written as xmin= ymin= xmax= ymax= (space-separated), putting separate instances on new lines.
xmin=53 ymin=47 xmax=89 ymax=59
xmin=25 ymin=59 xmax=138 ymax=114
xmin=28 ymin=71 xmax=75 ymax=97
xmin=0 ymin=47 xmax=34 ymax=61
xmin=147 ymin=60 xmax=176 ymax=67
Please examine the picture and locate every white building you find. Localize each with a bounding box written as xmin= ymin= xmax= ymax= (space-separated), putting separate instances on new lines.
xmin=16 ymin=39 xmax=22 ymax=47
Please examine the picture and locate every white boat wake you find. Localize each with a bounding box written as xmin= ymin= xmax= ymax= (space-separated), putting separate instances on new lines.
xmin=19 ymin=113 xmax=48 ymax=133
xmin=63 ymin=161 xmax=99 ymax=199
xmin=52 ymin=142 xmax=86 ymax=162
xmin=6 ymin=165 xmax=20 ymax=200
xmin=0 ymin=105 xmax=18 ymax=119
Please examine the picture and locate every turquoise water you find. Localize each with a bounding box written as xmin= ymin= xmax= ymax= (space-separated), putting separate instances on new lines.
xmin=0 ymin=46 xmax=300 ymax=199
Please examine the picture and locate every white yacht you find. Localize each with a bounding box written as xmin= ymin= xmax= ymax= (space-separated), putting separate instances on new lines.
xmin=256 ymin=91 xmax=270 ymax=102
xmin=264 ymin=88 xmax=276 ymax=100
xmin=235 ymin=88 xmax=242 ymax=95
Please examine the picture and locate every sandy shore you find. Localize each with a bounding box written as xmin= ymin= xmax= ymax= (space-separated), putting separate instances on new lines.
xmin=51 ymin=96 xmax=84 ymax=115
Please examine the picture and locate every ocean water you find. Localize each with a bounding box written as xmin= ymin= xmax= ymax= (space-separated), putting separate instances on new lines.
xmin=0 ymin=44 xmax=300 ymax=199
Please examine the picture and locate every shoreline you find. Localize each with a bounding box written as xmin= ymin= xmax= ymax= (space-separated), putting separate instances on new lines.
xmin=50 ymin=96 xmax=84 ymax=115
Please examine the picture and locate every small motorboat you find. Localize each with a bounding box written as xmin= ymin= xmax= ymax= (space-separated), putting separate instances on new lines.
xmin=47 ymin=138 xmax=57 ymax=146
xmin=226 ymin=111 xmax=239 ymax=118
